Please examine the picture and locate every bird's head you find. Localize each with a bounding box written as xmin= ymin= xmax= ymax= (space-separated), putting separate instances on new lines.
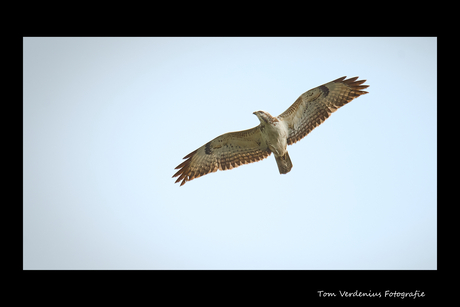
xmin=253 ymin=110 xmax=268 ymax=123
xmin=253 ymin=110 xmax=278 ymax=125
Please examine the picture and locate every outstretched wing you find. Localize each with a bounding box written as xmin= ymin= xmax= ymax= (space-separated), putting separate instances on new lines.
xmin=173 ymin=126 xmax=271 ymax=186
xmin=278 ymin=76 xmax=369 ymax=145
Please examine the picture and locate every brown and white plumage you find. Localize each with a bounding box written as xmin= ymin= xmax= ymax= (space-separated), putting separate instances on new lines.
xmin=279 ymin=76 xmax=369 ymax=145
xmin=173 ymin=76 xmax=369 ymax=186
xmin=173 ymin=126 xmax=272 ymax=186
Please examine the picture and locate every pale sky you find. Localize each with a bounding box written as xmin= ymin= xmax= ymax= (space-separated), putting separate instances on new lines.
xmin=23 ymin=37 xmax=436 ymax=269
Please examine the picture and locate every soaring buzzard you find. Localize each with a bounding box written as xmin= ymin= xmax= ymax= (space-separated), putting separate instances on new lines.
xmin=173 ymin=76 xmax=369 ymax=186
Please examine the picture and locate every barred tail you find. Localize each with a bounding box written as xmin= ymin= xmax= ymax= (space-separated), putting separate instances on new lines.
xmin=275 ymin=152 xmax=293 ymax=174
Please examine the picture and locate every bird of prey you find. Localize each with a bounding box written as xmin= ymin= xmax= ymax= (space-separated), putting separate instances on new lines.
xmin=173 ymin=76 xmax=369 ymax=186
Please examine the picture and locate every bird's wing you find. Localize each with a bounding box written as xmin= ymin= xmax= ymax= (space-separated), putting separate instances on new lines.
xmin=173 ymin=126 xmax=271 ymax=186
xmin=278 ymin=76 xmax=369 ymax=145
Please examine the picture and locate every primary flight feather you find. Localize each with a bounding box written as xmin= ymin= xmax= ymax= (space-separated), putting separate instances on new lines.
xmin=173 ymin=76 xmax=369 ymax=186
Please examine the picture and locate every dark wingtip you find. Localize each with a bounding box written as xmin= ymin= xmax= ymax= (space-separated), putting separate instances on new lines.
xmin=332 ymin=76 xmax=347 ymax=83
xmin=341 ymin=76 xmax=369 ymax=95
xmin=173 ymin=150 xmax=196 ymax=186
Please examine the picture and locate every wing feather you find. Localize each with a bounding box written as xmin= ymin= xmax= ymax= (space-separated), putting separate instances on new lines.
xmin=278 ymin=76 xmax=369 ymax=145
xmin=172 ymin=126 xmax=271 ymax=186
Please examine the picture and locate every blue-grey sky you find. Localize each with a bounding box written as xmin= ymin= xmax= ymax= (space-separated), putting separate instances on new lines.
xmin=23 ymin=37 xmax=436 ymax=269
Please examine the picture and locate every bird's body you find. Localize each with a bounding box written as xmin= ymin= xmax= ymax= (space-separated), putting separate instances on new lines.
xmin=173 ymin=76 xmax=369 ymax=186
xmin=253 ymin=110 xmax=292 ymax=174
